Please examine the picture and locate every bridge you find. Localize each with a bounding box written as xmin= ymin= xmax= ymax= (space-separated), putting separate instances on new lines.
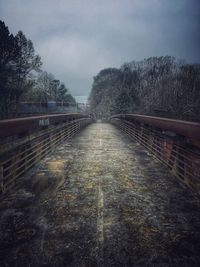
xmin=0 ymin=114 xmax=200 ymax=266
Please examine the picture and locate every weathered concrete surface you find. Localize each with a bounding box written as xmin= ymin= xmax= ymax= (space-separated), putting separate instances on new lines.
xmin=1 ymin=122 xmax=200 ymax=267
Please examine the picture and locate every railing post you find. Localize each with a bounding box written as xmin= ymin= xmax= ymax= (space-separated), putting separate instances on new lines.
xmin=0 ymin=164 xmax=4 ymax=194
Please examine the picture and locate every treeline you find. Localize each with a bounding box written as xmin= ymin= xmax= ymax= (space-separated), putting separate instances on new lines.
xmin=89 ymin=56 xmax=200 ymax=121
xmin=0 ymin=20 xmax=76 ymax=118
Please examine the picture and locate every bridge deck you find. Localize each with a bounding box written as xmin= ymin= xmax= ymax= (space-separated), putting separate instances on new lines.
xmin=1 ymin=123 xmax=200 ymax=266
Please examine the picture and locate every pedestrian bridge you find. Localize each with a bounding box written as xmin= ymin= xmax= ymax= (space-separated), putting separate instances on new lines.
xmin=0 ymin=114 xmax=200 ymax=266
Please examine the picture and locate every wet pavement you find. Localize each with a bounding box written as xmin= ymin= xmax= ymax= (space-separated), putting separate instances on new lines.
xmin=0 ymin=122 xmax=200 ymax=267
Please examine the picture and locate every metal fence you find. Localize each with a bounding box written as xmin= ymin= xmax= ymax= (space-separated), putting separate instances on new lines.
xmin=0 ymin=115 xmax=92 ymax=194
xmin=111 ymin=115 xmax=200 ymax=193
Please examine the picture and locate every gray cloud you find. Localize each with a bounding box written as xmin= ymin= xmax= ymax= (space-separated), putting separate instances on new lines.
xmin=0 ymin=0 xmax=199 ymax=101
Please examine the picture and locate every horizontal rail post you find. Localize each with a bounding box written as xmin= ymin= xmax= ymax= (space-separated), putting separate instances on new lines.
xmin=0 ymin=113 xmax=92 ymax=138
xmin=112 ymin=114 xmax=200 ymax=143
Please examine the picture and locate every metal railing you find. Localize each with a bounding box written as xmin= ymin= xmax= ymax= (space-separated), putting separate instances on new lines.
xmin=111 ymin=114 xmax=200 ymax=193
xmin=0 ymin=114 xmax=93 ymax=194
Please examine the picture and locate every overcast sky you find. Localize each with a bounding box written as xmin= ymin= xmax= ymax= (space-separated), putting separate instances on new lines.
xmin=0 ymin=0 xmax=199 ymax=102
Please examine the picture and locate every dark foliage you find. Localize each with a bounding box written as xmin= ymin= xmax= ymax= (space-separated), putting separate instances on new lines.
xmin=0 ymin=20 xmax=76 ymax=118
xmin=89 ymin=56 xmax=200 ymax=120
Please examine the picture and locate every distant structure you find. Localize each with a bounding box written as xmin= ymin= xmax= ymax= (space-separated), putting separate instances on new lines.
xmin=17 ymin=101 xmax=77 ymax=115
xmin=17 ymin=101 xmax=90 ymax=115
xmin=77 ymin=102 xmax=89 ymax=113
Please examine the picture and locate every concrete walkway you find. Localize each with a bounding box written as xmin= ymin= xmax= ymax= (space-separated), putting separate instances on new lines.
xmin=0 ymin=123 xmax=200 ymax=267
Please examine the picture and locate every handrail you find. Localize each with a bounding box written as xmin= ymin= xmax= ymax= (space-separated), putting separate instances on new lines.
xmin=111 ymin=114 xmax=200 ymax=193
xmin=0 ymin=116 xmax=93 ymax=194
xmin=112 ymin=114 xmax=200 ymax=142
xmin=0 ymin=113 xmax=91 ymax=138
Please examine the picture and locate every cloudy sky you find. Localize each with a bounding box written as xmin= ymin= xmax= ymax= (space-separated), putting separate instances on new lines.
xmin=0 ymin=0 xmax=199 ymax=102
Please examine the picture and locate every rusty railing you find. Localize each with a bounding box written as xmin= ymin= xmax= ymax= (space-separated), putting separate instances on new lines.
xmin=0 ymin=114 xmax=93 ymax=194
xmin=111 ymin=114 xmax=200 ymax=193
